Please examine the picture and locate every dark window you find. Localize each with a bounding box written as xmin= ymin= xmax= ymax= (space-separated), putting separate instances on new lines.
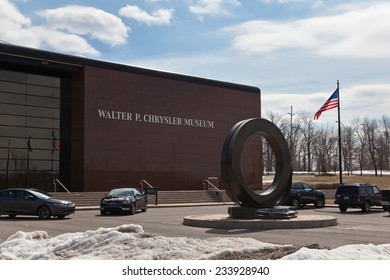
xmin=303 ymin=183 xmax=312 ymax=191
xmin=0 ymin=190 xmax=14 ymax=198
xmin=291 ymin=183 xmax=303 ymax=189
xmin=0 ymin=69 xmax=61 ymax=189
xmin=14 ymin=190 xmax=28 ymax=199
xmin=337 ymin=186 xmax=358 ymax=195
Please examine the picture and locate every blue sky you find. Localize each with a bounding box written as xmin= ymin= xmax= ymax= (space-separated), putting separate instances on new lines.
xmin=1 ymin=0 xmax=390 ymax=125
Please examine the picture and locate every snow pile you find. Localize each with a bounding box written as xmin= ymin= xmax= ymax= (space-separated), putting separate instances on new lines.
xmin=281 ymin=243 xmax=390 ymax=260
xmin=1 ymin=224 xmax=390 ymax=260
xmin=0 ymin=224 xmax=282 ymax=260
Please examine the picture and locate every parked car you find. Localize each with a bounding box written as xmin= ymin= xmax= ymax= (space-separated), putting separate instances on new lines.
xmin=334 ymin=183 xmax=383 ymax=212
xmin=0 ymin=188 xmax=75 ymax=219
xmin=100 ymin=187 xmax=147 ymax=215
xmin=283 ymin=182 xmax=325 ymax=208
xmin=380 ymin=190 xmax=390 ymax=213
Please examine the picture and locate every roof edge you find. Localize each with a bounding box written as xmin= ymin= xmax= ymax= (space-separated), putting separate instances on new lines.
xmin=0 ymin=43 xmax=260 ymax=94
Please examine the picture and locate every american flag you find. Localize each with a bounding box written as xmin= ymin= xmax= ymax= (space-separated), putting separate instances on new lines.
xmin=52 ymin=131 xmax=60 ymax=152
xmin=314 ymin=88 xmax=339 ymax=120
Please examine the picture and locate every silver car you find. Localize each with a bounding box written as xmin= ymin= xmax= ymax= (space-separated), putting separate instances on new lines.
xmin=0 ymin=188 xmax=75 ymax=219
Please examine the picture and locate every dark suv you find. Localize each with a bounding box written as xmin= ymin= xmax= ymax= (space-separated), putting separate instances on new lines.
xmin=334 ymin=183 xmax=382 ymax=212
xmin=283 ymin=182 xmax=325 ymax=208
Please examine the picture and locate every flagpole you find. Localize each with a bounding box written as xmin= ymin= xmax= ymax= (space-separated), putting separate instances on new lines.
xmin=337 ymin=80 xmax=342 ymax=184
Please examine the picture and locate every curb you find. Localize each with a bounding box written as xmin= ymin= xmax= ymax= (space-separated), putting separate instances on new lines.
xmin=76 ymin=202 xmax=235 ymax=211
xmin=76 ymin=202 xmax=341 ymax=211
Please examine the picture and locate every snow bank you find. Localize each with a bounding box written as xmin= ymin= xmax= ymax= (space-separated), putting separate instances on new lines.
xmin=281 ymin=243 xmax=390 ymax=260
xmin=0 ymin=224 xmax=282 ymax=260
xmin=1 ymin=224 xmax=390 ymax=260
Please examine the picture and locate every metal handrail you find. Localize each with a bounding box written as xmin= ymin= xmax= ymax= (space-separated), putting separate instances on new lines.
xmin=140 ymin=179 xmax=154 ymax=190
xmin=203 ymin=179 xmax=220 ymax=191
xmin=140 ymin=180 xmax=158 ymax=205
xmin=53 ymin=179 xmax=70 ymax=194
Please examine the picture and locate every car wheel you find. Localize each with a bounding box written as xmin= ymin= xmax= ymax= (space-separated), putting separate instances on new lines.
xmin=141 ymin=203 xmax=147 ymax=212
xmin=129 ymin=203 xmax=135 ymax=215
xmin=100 ymin=209 xmax=107 ymax=216
xmin=38 ymin=206 xmax=52 ymax=219
xmin=383 ymin=206 xmax=389 ymax=211
xmin=339 ymin=205 xmax=347 ymax=212
xmin=362 ymin=201 xmax=370 ymax=212
xmin=57 ymin=215 xmax=66 ymax=219
xmin=291 ymin=198 xmax=299 ymax=208
xmin=8 ymin=214 xmax=17 ymax=218
xmin=314 ymin=198 xmax=325 ymax=208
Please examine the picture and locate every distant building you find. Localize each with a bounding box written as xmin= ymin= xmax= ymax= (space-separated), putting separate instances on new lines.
xmin=0 ymin=43 xmax=261 ymax=192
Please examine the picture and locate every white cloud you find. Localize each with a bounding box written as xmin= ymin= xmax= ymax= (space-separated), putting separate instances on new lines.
xmin=261 ymin=83 xmax=390 ymax=124
xmin=0 ymin=0 xmax=33 ymax=44
xmin=189 ymin=0 xmax=241 ymax=17
xmin=224 ymin=3 xmax=390 ymax=58
xmin=261 ymin=0 xmax=295 ymax=3
xmin=260 ymin=0 xmax=325 ymax=6
xmin=0 ymin=0 xmax=30 ymax=30
xmin=0 ymin=1 xmax=101 ymax=56
xmin=119 ymin=5 xmax=174 ymax=26
xmin=38 ymin=5 xmax=129 ymax=47
xmin=32 ymin=27 xmax=101 ymax=56
xmin=341 ymin=84 xmax=390 ymax=117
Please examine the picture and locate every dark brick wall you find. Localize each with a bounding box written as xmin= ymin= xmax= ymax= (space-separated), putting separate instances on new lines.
xmin=77 ymin=66 xmax=261 ymax=191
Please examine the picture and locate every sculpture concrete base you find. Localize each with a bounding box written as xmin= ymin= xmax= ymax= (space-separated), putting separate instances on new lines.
xmin=228 ymin=206 xmax=297 ymax=219
xmin=183 ymin=214 xmax=337 ymax=229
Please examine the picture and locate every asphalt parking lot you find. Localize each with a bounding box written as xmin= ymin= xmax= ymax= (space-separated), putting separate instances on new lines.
xmin=0 ymin=205 xmax=389 ymax=248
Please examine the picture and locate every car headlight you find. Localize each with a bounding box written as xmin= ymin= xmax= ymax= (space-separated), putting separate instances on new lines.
xmin=52 ymin=201 xmax=72 ymax=207
xmin=52 ymin=202 xmax=65 ymax=207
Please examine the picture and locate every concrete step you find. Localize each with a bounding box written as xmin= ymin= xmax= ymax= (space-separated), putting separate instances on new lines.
xmin=50 ymin=190 xmax=231 ymax=207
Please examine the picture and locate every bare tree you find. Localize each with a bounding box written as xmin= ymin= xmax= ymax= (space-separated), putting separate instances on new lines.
xmin=341 ymin=124 xmax=354 ymax=175
xmin=352 ymin=117 xmax=367 ymax=175
xmin=263 ymin=110 xmax=390 ymax=175
xmin=380 ymin=115 xmax=390 ymax=170
xmin=312 ymin=124 xmax=337 ymax=174
xmin=362 ymin=117 xmax=379 ymax=176
xmin=263 ymin=111 xmax=289 ymax=173
xmin=297 ymin=112 xmax=314 ymax=172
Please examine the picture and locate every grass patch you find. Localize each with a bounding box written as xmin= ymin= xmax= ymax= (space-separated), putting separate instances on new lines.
xmin=263 ymin=173 xmax=390 ymax=190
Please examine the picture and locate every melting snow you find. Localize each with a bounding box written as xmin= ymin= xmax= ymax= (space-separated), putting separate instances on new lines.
xmin=0 ymin=224 xmax=389 ymax=260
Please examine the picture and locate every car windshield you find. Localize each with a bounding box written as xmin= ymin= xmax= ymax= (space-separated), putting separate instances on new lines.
xmin=29 ymin=189 xmax=51 ymax=199
xmin=337 ymin=186 xmax=358 ymax=195
xmin=108 ymin=189 xmax=135 ymax=197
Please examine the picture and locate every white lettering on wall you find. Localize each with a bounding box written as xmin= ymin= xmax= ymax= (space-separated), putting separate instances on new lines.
xmin=98 ymin=109 xmax=132 ymax=121
xmin=97 ymin=109 xmax=214 ymax=129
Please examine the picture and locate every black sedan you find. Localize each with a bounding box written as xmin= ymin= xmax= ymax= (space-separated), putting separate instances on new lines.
xmin=0 ymin=188 xmax=75 ymax=219
xmin=100 ymin=187 xmax=147 ymax=215
xmin=283 ymin=182 xmax=325 ymax=208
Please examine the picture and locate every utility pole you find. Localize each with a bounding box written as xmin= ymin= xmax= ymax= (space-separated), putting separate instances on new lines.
xmin=288 ymin=105 xmax=295 ymax=150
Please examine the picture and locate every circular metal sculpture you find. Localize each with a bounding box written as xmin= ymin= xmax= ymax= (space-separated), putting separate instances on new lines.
xmin=221 ymin=118 xmax=292 ymax=208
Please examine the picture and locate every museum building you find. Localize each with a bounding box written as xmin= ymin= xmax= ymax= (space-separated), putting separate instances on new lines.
xmin=0 ymin=43 xmax=261 ymax=192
